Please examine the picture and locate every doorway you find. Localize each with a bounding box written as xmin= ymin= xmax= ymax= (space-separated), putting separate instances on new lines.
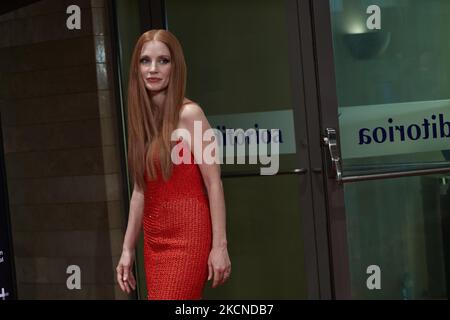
xmin=313 ymin=0 xmax=450 ymax=299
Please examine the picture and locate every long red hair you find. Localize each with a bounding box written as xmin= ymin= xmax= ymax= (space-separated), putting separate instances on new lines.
xmin=127 ymin=29 xmax=187 ymax=191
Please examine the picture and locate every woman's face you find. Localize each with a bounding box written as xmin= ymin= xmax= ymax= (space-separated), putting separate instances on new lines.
xmin=139 ymin=40 xmax=172 ymax=93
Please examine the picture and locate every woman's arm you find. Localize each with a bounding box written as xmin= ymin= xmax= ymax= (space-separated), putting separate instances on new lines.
xmin=122 ymin=183 xmax=145 ymax=251
xmin=116 ymin=182 xmax=144 ymax=294
xmin=179 ymin=103 xmax=232 ymax=288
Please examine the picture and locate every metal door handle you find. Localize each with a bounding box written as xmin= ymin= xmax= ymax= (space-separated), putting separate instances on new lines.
xmin=322 ymin=128 xmax=450 ymax=184
xmin=222 ymin=168 xmax=308 ymax=178
xmin=323 ymin=128 xmax=342 ymax=183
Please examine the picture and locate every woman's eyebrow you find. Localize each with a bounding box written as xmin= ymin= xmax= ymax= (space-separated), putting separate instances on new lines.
xmin=140 ymin=54 xmax=171 ymax=59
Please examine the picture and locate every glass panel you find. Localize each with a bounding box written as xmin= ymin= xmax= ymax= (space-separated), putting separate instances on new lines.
xmin=329 ymin=0 xmax=450 ymax=176
xmin=113 ymin=0 xmax=147 ymax=300
xmin=165 ymin=0 xmax=308 ymax=298
xmin=166 ymin=0 xmax=300 ymax=175
xmin=115 ymin=0 xmax=141 ymax=108
xmin=344 ymin=173 xmax=450 ymax=299
xmin=329 ymin=0 xmax=450 ymax=299
xmin=204 ymin=175 xmax=306 ymax=299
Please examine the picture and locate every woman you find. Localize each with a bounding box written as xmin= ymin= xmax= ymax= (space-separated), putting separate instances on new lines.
xmin=115 ymin=29 xmax=231 ymax=300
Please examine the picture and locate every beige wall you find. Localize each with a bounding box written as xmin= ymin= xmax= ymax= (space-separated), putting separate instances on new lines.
xmin=0 ymin=0 xmax=129 ymax=299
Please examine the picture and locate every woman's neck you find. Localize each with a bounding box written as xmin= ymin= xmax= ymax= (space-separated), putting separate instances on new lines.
xmin=150 ymin=90 xmax=166 ymax=109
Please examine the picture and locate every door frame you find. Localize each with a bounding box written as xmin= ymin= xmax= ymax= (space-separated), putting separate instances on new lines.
xmin=305 ymin=0 xmax=352 ymax=299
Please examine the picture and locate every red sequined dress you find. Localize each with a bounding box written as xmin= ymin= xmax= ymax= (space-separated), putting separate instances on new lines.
xmin=143 ymin=140 xmax=212 ymax=300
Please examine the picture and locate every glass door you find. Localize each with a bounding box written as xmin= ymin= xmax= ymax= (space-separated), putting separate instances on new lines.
xmin=313 ymin=0 xmax=450 ymax=299
xmin=160 ymin=0 xmax=323 ymax=299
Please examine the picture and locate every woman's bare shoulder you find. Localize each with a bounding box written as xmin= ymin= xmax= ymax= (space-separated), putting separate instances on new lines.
xmin=179 ymin=100 xmax=205 ymax=121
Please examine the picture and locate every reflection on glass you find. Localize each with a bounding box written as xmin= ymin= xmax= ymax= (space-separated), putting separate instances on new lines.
xmin=344 ymin=174 xmax=449 ymax=299
xmin=330 ymin=0 xmax=450 ymax=300
xmin=329 ymin=0 xmax=450 ymax=173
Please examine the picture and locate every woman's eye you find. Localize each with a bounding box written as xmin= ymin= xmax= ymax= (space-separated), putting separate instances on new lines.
xmin=159 ymin=58 xmax=170 ymax=64
xmin=140 ymin=58 xmax=149 ymax=64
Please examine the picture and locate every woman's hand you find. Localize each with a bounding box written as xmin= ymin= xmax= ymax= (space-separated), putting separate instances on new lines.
xmin=116 ymin=249 xmax=137 ymax=294
xmin=208 ymin=245 xmax=231 ymax=288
